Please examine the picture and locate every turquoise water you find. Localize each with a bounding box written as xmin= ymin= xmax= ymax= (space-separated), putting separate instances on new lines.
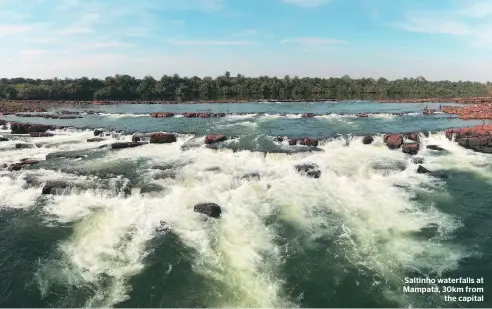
xmin=0 ymin=101 xmax=491 ymax=308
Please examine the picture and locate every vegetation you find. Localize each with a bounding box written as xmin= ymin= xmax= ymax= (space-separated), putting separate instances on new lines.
xmin=0 ymin=72 xmax=490 ymax=101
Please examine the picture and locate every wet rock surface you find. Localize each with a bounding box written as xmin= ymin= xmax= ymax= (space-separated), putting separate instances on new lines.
xmin=362 ymin=136 xmax=374 ymax=144
xmin=294 ymin=163 xmax=321 ymax=178
xmin=194 ymin=203 xmax=222 ymax=218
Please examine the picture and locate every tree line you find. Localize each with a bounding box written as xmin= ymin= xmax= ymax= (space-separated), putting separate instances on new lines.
xmin=0 ymin=72 xmax=490 ymax=101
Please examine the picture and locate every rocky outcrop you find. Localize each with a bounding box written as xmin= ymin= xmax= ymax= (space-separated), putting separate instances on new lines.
xmin=299 ymin=138 xmax=319 ymax=147
xmin=205 ymin=134 xmax=227 ymax=144
xmin=294 ymin=163 xmax=321 ymax=178
xmin=404 ymin=133 xmax=420 ymax=142
xmin=11 ymin=123 xmax=55 ymax=134
xmin=362 ymin=136 xmax=374 ymax=144
xmin=442 ymin=104 xmax=492 ymax=119
xmin=194 ymin=203 xmax=222 ymax=218
xmin=111 ymin=142 xmax=145 ymax=149
xmin=0 ymin=136 xmax=8 ymax=142
xmin=93 ymin=129 xmax=104 ymax=136
xmin=150 ymin=133 xmax=177 ymax=144
xmin=8 ymin=158 xmax=40 ymax=171
xmin=402 ymin=143 xmax=420 ymax=155
xmin=288 ymin=138 xmax=297 ymax=145
xmin=384 ymin=134 xmax=403 ymax=149
xmin=445 ymin=125 xmax=492 ymax=153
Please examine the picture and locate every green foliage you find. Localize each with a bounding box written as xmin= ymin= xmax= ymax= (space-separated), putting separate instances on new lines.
xmin=0 ymin=73 xmax=488 ymax=101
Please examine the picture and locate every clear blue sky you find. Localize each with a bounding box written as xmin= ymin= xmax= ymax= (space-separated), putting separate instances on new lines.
xmin=0 ymin=0 xmax=491 ymax=81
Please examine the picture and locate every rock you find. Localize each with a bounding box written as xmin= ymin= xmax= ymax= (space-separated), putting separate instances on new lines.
xmin=204 ymin=134 xmax=227 ymax=145
xmin=294 ymin=163 xmax=321 ymax=178
xmin=357 ymin=113 xmax=369 ymax=117
xmin=11 ymin=123 xmax=53 ymax=134
xmin=384 ymin=134 xmax=403 ymax=149
xmin=0 ymin=137 xmax=8 ymax=142
xmin=184 ymin=112 xmax=198 ymax=118
xmin=275 ymin=136 xmax=284 ymax=142
xmin=241 ymin=172 xmax=260 ymax=180
xmin=302 ymin=113 xmax=315 ymax=118
xmin=204 ymin=167 xmax=221 ymax=172
xmin=150 ymin=133 xmax=177 ymax=144
xmin=404 ymin=133 xmax=420 ymax=142
xmin=30 ymin=132 xmax=54 ymax=137
xmin=362 ymin=136 xmax=374 ymax=144
xmin=300 ymin=138 xmax=319 ymax=147
xmin=194 ymin=203 xmax=222 ymax=218
xmin=288 ymin=138 xmax=298 ymax=145
xmin=402 ymin=143 xmax=420 ymax=155
xmin=94 ymin=129 xmax=104 ymax=136
xmin=46 ymin=151 xmax=86 ymax=160
xmin=15 ymin=143 xmax=34 ymax=149
xmin=111 ymin=142 xmax=145 ymax=149
xmin=427 ymin=145 xmax=445 ymax=151
xmin=412 ymin=157 xmax=424 ymax=164
xmin=41 ymin=181 xmax=72 ymax=195
xmin=213 ymin=113 xmax=226 ymax=117
xmin=87 ymin=137 xmax=105 ymax=142
xmin=416 ymin=165 xmax=447 ymax=179
xmin=7 ymin=159 xmax=39 ymax=171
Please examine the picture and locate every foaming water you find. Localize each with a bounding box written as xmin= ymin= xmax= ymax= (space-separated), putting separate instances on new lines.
xmin=0 ymin=114 xmax=489 ymax=307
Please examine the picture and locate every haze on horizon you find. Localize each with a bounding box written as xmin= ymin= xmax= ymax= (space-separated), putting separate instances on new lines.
xmin=1 ymin=0 xmax=491 ymax=82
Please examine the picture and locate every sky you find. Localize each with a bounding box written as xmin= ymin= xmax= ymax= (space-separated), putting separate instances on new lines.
xmin=1 ymin=0 xmax=492 ymax=81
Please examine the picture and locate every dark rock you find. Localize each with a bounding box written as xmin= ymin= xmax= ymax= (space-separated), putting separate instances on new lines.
xmin=427 ymin=145 xmax=445 ymax=151
xmin=194 ymin=203 xmax=222 ymax=218
xmin=150 ymin=133 xmax=177 ymax=144
xmin=111 ymin=142 xmax=145 ymax=150
xmin=94 ymin=129 xmax=104 ymax=136
xmin=15 ymin=143 xmax=34 ymax=149
xmin=288 ymin=138 xmax=298 ymax=145
xmin=417 ymin=165 xmax=430 ymax=174
xmin=412 ymin=157 xmax=424 ymax=164
xmin=275 ymin=136 xmax=284 ymax=142
xmin=416 ymin=165 xmax=447 ymax=179
xmin=11 ymin=123 xmax=53 ymax=134
xmin=156 ymin=221 xmax=170 ymax=232
xmin=384 ymin=134 xmax=403 ymax=149
xmin=41 ymin=181 xmax=72 ymax=195
xmin=362 ymin=136 xmax=374 ymax=145
xmin=46 ymin=151 xmax=86 ymax=160
xmin=294 ymin=163 xmax=321 ymax=178
xmin=402 ymin=143 xmax=420 ymax=155
xmin=300 ymin=138 xmax=319 ymax=147
xmin=404 ymin=133 xmax=420 ymax=142
xmin=241 ymin=172 xmax=260 ymax=180
xmin=0 ymin=137 xmax=8 ymax=142
xmin=204 ymin=134 xmax=227 ymax=145
xmin=7 ymin=159 xmax=40 ymax=171
xmin=204 ymin=167 xmax=221 ymax=172
xmin=87 ymin=137 xmax=105 ymax=142
xmin=302 ymin=113 xmax=315 ymax=118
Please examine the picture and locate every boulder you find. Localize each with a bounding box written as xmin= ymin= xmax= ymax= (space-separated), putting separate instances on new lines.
xmin=30 ymin=132 xmax=54 ymax=137
xmin=288 ymin=138 xmax=298 ymax=145
xmin=412 ymin=157 xmax=424 ymax=164
xmin=416 ymin=165 xmax=430 ymax=174
xmin=294 ymin=163 xmax=321 ymax=178
xmin=15 ymin=143 xmax=34 ymax=149
xmin=87 ymin=137 xmax=105 ymax=142
xmin=402 ymin=143 xmax=420 ymax=155
xmin=427 ymin=145 xmax=445 ymax=151
xmin=0 ymin=136 xmax=8 ymax=142
xmin=300 ymin=138 xmax=319 ymax=147
xmin=404 ymin=133 xmax=420 ymax=142
xmin=111 ymin=142 xmax=145 ymax=149
xmin=41 ymin=181 xmax=72 ymax=195
xmin=213 ymin=113 xmax=226 ymax=118
xmin=205 ymin=134 xmax=227 ymax=144
xmin=384 ymin=134 xmax=403 ymax=149
xmin=150 ymin=133 xmax=177 ymax=144
xmin=11 ymin=123 xmax=53 ymax=134
xmin=194 ymin=203 xmax=222 ymax=218
xmin=302 ymin=113 xmax=315 ymax=118
xmin=275 ymin=136 xmax=284 ymax=142
xmin=94 ymin=129 xmax=104 ymax=136
xmin=362 ymin=136 xmax=374 ymax=145
xmin=184 ymin=112 xmax=198 ymax=118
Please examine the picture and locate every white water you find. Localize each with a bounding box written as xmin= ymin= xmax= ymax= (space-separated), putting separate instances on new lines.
xmin=0 ymin=128 xmax=489 ymax=307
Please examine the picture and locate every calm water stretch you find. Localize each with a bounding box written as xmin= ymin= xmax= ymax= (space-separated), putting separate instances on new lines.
xmin=0 ymin=101 xmax=491 ymax=308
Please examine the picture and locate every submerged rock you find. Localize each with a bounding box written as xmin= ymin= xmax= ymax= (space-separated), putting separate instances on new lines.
xmin=427 ymin=145 xmax=445 ymax=151
xmin=30 ymin=132 xmax=54 ymax=137
xmin=362 ymin=136 xmax=374 ymax=145
xmin=15 ymin=143 xmax=34 ymax=149
xmin=87 ymin=137 xmax=105 ymax=142
xmin=402 ymin=143 xmax=420 ymax=155
xmin=412 ymin=157 xmax=424 ymax=164
xmin=416 ymin=165 xmax=447 ymax=179
xmin=294 ymin=163 xmax=321 ymax=178
xmin=194 ymin=203 xmax=222 ymax=218
xmin=111 ymin=142 xmax=145 ymax=150
xmin=241 ymin=172 xmax=260 ymax=180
